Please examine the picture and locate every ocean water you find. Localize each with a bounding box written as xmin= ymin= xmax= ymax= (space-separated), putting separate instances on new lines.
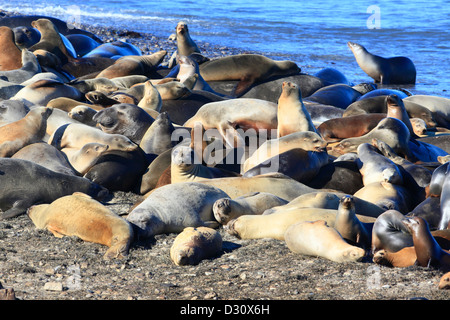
xmin=2 ymin=0 xmax=449 ymax=97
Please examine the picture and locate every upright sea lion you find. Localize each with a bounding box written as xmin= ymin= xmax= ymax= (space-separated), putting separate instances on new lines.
xmin=0 ymin=158 xmax=108 ymax=219
xmin=199 ymin=54 xmax=301 ymax=97
xmin=27 ymin=192 xmax=133 ymax=260
xmin=385 ymin=94 xmax=418 ymax=138
xmin=0 ymin=107 xmax=52 ymax=157
xmin=170 ymin=226 xmax=222 ymax=266
xmin=0 ymin=26 xmax=22 ymax=70
xmin=139 ymin=111 xmax=176 ymax=157
xmin=347 ymin=41 xmax=416 ymax=84
xmin=277 ymin=81 xmax=317 ymax=137
xmin=284 ymin=220 xmax=367 ymax=263
xmin=175 ymin=21 xmax=201 ymax=57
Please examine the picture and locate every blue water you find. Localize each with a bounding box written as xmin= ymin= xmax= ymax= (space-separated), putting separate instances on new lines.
xmin=2 ymin=0 xmax=449 ymax=97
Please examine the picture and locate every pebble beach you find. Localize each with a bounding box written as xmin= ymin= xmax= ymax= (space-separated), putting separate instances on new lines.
xmin=0 ymin=9 xmax=449 ymax=308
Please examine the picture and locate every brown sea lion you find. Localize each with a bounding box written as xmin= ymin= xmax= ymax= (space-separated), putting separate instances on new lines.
xmin=0 ymin=26 xmax=22 ymax=70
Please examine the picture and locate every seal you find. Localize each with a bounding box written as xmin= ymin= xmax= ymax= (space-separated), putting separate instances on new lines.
xmin=404 ymin=95 xmax=450 ymax=128
xmin=0 ymin=158 xmax=108 ymax=219
xmin=242 ymin=131 xmax=328 ymax=173
xmin=48 ymin=123 xmax=139 ymax=152
xmin=277 ymin=81 xmax=317 ymax=137
xmin=356 ymin=142 xmax=403 ymax=186
xmin=225 ymin=205 xmax=376 ymax=241
xmin=139 ymin=111 xmax=176 ymax=157
xmin=402 ymin=217 xmax=450 ymax=271
xmin=11 ymin=142 xmax=78 ymax=176
xmin=347 ymin=41 xmax=416 ymax=84
xmin=68 ymin=105 xmax=98 ymax=127
xmin=137 ymin=80 xmax=162 ymax=113
xmin=62 ymin=143 xmax=109 ymax=175
xmin=385 ymin=94 xmax=418 ymax=138
xmin=0 ymin=26 xmax=22 ymax=71
xmin=12 ymin=25 xmax=40 ymax=49
xmin=353 ymin=181 xmax=412 ymax=213
xmin=174 ymin=21 xmax=201 ymax=57
xmin=317 ymin=113 xmax=385 ymax=142
xmin=0 ymin=48 xmax=41 ymax=84
xmin=68 ymin=77 xmax=122 ymax=95
xmin=334 ymin=195 xmax=372 ymax=250
xmin=284 ymin=220 xmax=367 ymax=263
xmin=213 ymin=192 xmax=289 ymax=225
xmin=127 ymin=182 xmax=229 ymax=238
xmin=95 ymin=50 xmax=167 ymax=79
xmin=303 ymin=83 xmax=362 ymax=109
xmin=183 ymin=98 xmax=278 ymax=148
xmin=92 ymin=103 xmax=155 ymax=144
xmin=314 ymin=67 xmax=352 ymax=85
xmin=170 ymin=226 xmax=222 ymax=266
xmin=199 ymin=54 xmax=301 ymax=97
xmin=12 ymin=79 xmax=83 ymax=107
xmin=27 ymin=192 xmax=133 ymax=260
xmin=410 ymin=118 xmax=428 ymax=136
xmin=371 ymin=209 xmax=414 ymax=253
xmin=0 ymin=107 xmax=52 ymax=157
xmin=243 ymin=148 xmax=329 ymax=184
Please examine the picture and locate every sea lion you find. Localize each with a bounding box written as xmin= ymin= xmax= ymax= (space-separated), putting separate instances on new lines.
xmin=0 ymin=48 xmax=41 ymax=84
xmin=172 ymin=55 xmax=216 ymax=93
xmin=226 ymin=205 xmax=375 ymax=241
xmin=12 ymin=25 xmax=40 ymax=49
xmin=314 ymin=67 xmax=351 ymax=85
xmin=68 ymin=77 xmax=121 ymax=95
xmin=371 ymin=210 xmax=414 ymax=253
xmin=92 ymin=103 xmax=154 ymax=144
xmin=410 ymin=118 xmax=428 ymax=136
xmin=68 ymin=105 xmax=98 ymax=126
xmin=0 ymin=79 xmax=24 ymax=100
xmin=277 ymin=81 xmax=317 ymax=137
xmin=284 ymin=220 xmax=367 ymax=263
xmin=127 ymin=182 xmax=229 ymax=238
xmin=170 ymin=226 xmax=222 ymax=266
xmin=95 ymin=51 xmax=167 ymax=79
xmin=49 ymin=123 xmax=139 ymax=152
xmin=139 ymin=111 xmax=176 ymax=157
xmin=384 ymin=94 xmax=418 ymax=138
xmin=11 ymin=142 xmax=78 ymax=176
xmin=303 ymin=83 xmax=362 ymax=109
xmin=404 ymin=95 xmax=450 ymax=128
xmin=428 ymin=161 xmax=450 ymax=197
xmin=353 ymin=181 xmax=412 ymax=213
xmin=0 ymin=26 xmax=22 ymax=70
xmin=439 ymin=272 xmax=450 ymax=290
xmin=138 ymin=148 xmax=173 ymax=194
xmin=334 ymin=195 xmax=372 ymax=250
xmin=407 ymin=196 xmax=442 ymax=231
xmin=402 ymin=217 xmax=450 ymax=271
xmin=183 ymin=98 xmax=278 ymax=148
xmin=372 ymin=247 xmax=418 ymax=268
xmin=66 ymin=33 xmax=102 ymax=57
xmin=27 ymin=192 xmax=133 ymax=260
xmin=347 ymin=41 xmax=416 ymax=84
xmin=82 ymin=40 xmax=141 ymax=59
xmin=243 ymin=148 xmax=329 ymax=184
xmin=357 ymin=88 xmax=409 ymax=101
xmin=12 ymin=79 xmax=83 ymax=108
xmin=62 ymin=143 xmax=109 ymax=175
xmin=0 ymin=107 xmax=52 ymax=157
xmin=317 ymin=113 xmax=386 ymax=142
xmin=137 ymin=80 xmax=162 ymax=113
xmin=356 ymin=142 xmax=403 ymax=186
xmin=199 ymin=54 xmax=301 ymax=97
xmin=174 ymin=21 xmax=201 ymax=57
xmin=213 ymin=192 xmax=289 ymax=225
xmin=438 ymin=164 xmax=450 ymax=230
xmin=0 ymin=99 xmax=29 ymax=125
xmin=0 ymin=158 xmax=108 ymax=219
xmin=242 ymin=131 xmax=328 ymax=173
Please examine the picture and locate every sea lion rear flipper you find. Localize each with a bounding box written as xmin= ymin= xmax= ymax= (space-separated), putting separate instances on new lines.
xmin=232 ymin=77 xmax=255 ymax=97
xmin=47 ymin=226 xmax=66 ymax=238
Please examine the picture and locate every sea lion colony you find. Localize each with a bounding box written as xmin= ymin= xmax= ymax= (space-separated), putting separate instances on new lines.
xmin=0 ymin=15 xmax=449 ymax=299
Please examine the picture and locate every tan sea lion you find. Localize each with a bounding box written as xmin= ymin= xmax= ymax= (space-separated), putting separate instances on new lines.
xmin=410 ymin=118 xmax=428 ymax=136
xmin=0 ymin=26 xmax=22 ymax=71
xmin=0 ymin=107 xmax=52 ymax=157
xmin=284 ymin=220 xmax=366 ymax=263
xmin=27 ymin=192 xmax=133 ymax=260
xmin=62 ymin=143 xmax=109 ymax=175
xmin=175 ymin=21 xmax=201 ymax=57
xmin=404 ymin=95 xmax=450 ymax=128
xmin=373 ymin=247 xmax=417 ymax=268
xmin=170 ymin=226 xmax=222 ymax=266
xmin=47 ymin=97 xmax=106 ymax=112
xmin=347 ymin=41 xmax=416 ymax=84
xmin=439 ymin=272 xmax=450 ymax=289
xmin=277 ymin=81 xmax=317 ymax=137
xmin=68 ymin=105 xmax=98 ymax=126
xmin=137 ymin=80 xmax=162 ymax=113
xmin=213 ymin=192 xmax=289 ymax=225
xmin=199 ymin=54 xmax=301 ymax=97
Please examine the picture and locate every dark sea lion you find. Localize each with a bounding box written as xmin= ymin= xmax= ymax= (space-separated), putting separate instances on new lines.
xmin=0 ymin=48 xmax=41 ymax=83
xmin=303 ymin=83 xmax=362 ymax=109
xmin=407 ymin=196 xmax=442 ymax=231
xmin=347 ymin=41 xmax=416 ymax=84
xmin=314 ymin=67 xmax=352 ymax=85
xmin=12 ymin=26 xmax=40 ymax=49
xmin=0 ymin=158 xmax=108 ymax=219
xmin=199 ymin=54 xmax=301 ymax=97
xmin=357 ymin=88 xmax=409 ymax=101
xmin=0 ymin=26 xmax=22 ymax=70
xmin=66 ymin=33 xmax=102 ymax=57
xmin=83 ymin=41 xmax=141 ymax=59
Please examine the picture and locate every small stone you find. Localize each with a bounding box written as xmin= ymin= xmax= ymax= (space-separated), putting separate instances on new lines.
xmin=43 ymin=282 xmax=63 ymax=292
xmin=204 ymin=292 xmax=217 ymax=299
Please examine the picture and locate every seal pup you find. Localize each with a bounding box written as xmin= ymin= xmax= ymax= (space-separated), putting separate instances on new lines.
xmin=347 ymin=41 xmax=416 ymax=84
xmin=0 ymin=158 xmax=108 ymax=219
xmin=284 ymin=220 xmax=367 ymax=263
xmin=0 ymin=107 xmax=52 ymax=157
xmin=0 ymin=26 xmax=22 ymax=70
xmin=199 ymin=54 xmax=301 ymax=97
xmin=213 ymin=192 xmax=289 ymax=225
xmin=27 ymin=192 xmax=133 ymax=260
xmin=170 ymin=226 xmax=222 ymax=266
xmin=277 ymin=81 xmax=317 ymax=137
